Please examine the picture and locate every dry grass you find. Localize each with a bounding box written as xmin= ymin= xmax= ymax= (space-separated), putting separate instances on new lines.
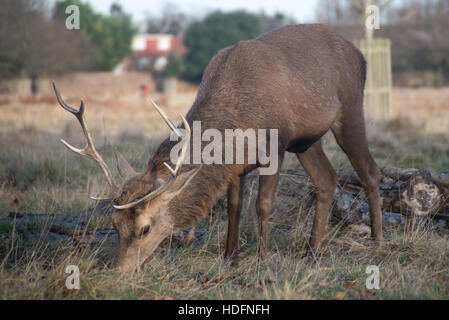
xmin=1 ymin=196 xmax=448 ymax=299
xmin=391 ymin=87 xmax=449 ymax=137
xmin=0 ymin=72 xmax=195 ymax=141
xmin=0 ymin=72 xmax=448 ymax=299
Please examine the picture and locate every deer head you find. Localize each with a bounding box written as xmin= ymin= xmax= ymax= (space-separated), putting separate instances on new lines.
xmin=53 ymin=82 xmax=200 ymax=271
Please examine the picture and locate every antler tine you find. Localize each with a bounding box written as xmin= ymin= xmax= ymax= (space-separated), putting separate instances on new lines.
xmin=149 ymin=98 xmax=190 ymax=177
xmin=150 ymin=99 xmax=182 ymax=138
xmin=163 ymin=115 xmax=190 ymax=177
xmin=53 ymin=81 xmax=118 ymax=192
xmin=53 ymin=81 xmax=82 ymax=115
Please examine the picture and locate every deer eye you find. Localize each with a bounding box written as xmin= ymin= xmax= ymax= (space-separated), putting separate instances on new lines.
xmin=140 ymin=225 xmax=150 ymax=237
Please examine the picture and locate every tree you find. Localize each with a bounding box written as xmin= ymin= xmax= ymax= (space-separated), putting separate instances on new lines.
xmin=0 ymin=0 xmax=95 ymax=82
xmin=258 ymin=12 xmax=296 ymax=33
xmin=316 ymin=0 xmax=360 ymax=25
xmin=163 ymin=54 xmax=183 ymax=78
xmin=379 ymin=0 xmax=449 ymax=84
xmin=145 ymin=3 xmax=191 ymax=35
xmin=182 ymin=10 xmax=262 ymax=81
xmin=54 ymin=0 xmax=137 ymax=71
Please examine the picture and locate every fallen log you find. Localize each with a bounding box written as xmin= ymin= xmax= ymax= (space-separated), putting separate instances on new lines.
xmin=3 ymin=212 xmax=205 ymax=246
xmin=240 ymin=166 xmax=449 ymax=228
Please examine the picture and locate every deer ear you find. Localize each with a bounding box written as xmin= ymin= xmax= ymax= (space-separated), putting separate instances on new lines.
xmin=162 ymin=166 xmax=202 ymax=200
xmin=115 ymin=149 xmax=137 ymax=180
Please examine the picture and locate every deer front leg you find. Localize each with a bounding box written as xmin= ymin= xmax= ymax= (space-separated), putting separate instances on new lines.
xmin=225 ymin=176 xmax=245 ymax=259
xmin=256 ymin=163 xmax=282 ymax=259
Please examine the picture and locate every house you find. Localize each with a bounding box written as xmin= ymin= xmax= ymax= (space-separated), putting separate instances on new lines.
xmin=130 ymin=33 xmax=187 ymax=72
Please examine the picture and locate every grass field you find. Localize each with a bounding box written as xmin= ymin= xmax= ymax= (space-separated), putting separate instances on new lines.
xmin=0 ymin=72 xmax=448 ymax=299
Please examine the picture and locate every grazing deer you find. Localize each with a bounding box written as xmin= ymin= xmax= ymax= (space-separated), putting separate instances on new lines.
xmin=54 ymin=24 xmax=382 ymax=271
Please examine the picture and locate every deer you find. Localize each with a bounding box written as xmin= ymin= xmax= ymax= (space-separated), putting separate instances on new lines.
xmin=54 ymin=24 xmax=383 ymax=272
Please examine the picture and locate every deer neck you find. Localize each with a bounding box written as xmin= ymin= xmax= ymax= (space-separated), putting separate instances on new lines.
xmin=168 ymin=164 xmax=231 ymax=229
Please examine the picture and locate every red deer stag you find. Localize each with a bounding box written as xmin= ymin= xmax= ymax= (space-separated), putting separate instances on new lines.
xmin=54 ymin=24 xmax=382 ymax=271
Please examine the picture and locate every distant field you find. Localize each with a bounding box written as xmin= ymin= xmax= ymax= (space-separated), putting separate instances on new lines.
xmin=391 ymin=87 xmax=449 ymax=136
xmin=0 ymin=72 xmax=448 ymax=299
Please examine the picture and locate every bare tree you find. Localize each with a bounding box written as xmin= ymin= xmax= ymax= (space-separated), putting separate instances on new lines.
xmin=259 ymin=12 xmax=296 ymax=32
xmin=145 ymin=3 xmax=191 ymax=34
xmin=0 ymin=0 xmax=95 ymax=88
xmin=316 ymin=0 xmax=360 ymax=25
xmin=380 ymin=0 xmax=449 ymax=84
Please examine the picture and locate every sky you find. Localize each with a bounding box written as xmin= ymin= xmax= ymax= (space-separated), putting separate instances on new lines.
xmin=85 ymin=0 xmax=320 ymax=26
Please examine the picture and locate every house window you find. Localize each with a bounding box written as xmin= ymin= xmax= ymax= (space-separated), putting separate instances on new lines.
xmin=132 ymin=36 xmax=146 ymax=51
xmin=157 ymin=37 xmax=171 ymax=51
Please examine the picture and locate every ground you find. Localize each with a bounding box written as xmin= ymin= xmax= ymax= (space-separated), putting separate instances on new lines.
xmin=0 ymin=72 xmax=448 ymax=299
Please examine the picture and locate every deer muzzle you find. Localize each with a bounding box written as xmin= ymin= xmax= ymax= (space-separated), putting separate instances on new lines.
xmin=113 ymin=225 xmax=173 ymax=272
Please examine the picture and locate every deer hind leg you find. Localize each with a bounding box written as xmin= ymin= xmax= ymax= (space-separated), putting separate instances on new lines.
xmin=331 ymin=102 xmax=383 ymax=243
xmin=296 ymin=141 xmax=338 ymax=254
xmin=225 ymin=176 xmax=245 ymax=259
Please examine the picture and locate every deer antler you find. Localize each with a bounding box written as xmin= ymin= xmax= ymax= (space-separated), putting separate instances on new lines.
xmin=150 ymin=99 xmax=191 ymax=177
xmin=53 ymin=82 xmax=119 ymax=196
xmin=113 ymin=101 xmax=192 ymax=210
xmin=162 ymin=115 xmax=190 ymax=177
